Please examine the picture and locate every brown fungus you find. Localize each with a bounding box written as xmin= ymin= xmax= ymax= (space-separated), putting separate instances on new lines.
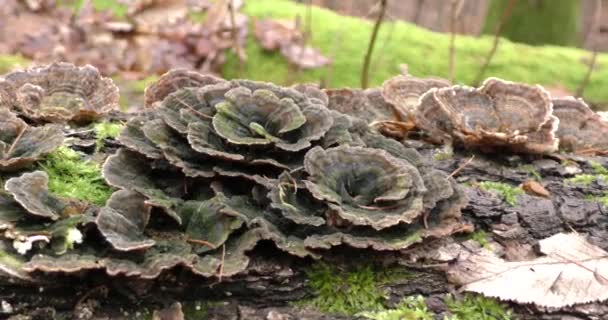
xmin=0 ymin=109 xmax=64 ymax=171
xmin=382 ymin=75 xmax=450 ymax=118
xmin=552 ymin=97 xmax=608 ymax=155
xmin=144 ymin=69 xmax=225 ymax=108
xmin=0 ymin=62 xmax=119 ymax=123
xmin=1 ymin=70 xmax=467 ymax=282
xmin=415 ymin=78 xmax=558 ymax=154
xmin=96 ymin=190 xmax=155 ymax=251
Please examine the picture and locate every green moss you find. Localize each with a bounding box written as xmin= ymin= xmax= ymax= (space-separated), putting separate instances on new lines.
xmin=433 ymin=152 xmax=454 ymax=161
xmin=466 ymin=230 xmax=490 ymax=249
xmin=299 ymin=263 xmax=415 ymax=316
xmin=517 ymin=164 xmax=542 ymax=181
xmin=221 ymin=0 xmax=608 ymax=109
xmin=181 ymin=301 xmax=210 ymax=319
xmin=94 ymin=121 xmax=124 ymax=151
xmin=65 ymin=0 xmax=127 ymax=18
xmin=483 ymin=0 xmax=580 ymax=46
xmin=590 ymin=161 xmax=608 ymax=175
xmin=130 ymin=75 xmax=159 ymax=93
xmin=566 ymin=162 xmax=608 ymax=185
xmin=567 ymin=174 xmax=598 ymax=185
xmin=0 ymin=55 xmax=29 ymax=74
xmin=301 ymin=263 xmax=390 ymax=315
xmin=358 ymin=295 xmax=434 ymax=320
xmin=39 ymin=147 xmax=113 ymax=206
xmin=478 ymin=181 xmax=523 ymax=206
xmin=188 ymin=11 xmax=208 ymax=23
xmin=445 ymin=294 xmax=513 ymax=320
xmin=596 ymin=193 xmax=608 ymax=207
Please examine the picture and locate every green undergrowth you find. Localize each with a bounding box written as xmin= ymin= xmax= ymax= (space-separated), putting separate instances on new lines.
xmin=445 ymin=294 xmax=513 ymax=320
xmin=341 ymin=290 xmax=513 ymax=320
xmin=130 ymin=75 xmax=159 ymax=94
xmin=39 ymin=146 xmax=112 ymax=206
xmin=517 ymin=164 xmax=542 ymax=181
xmin=568 ymin=162 xmax=608 ymax=207
xmin=466 ymin=230 xmax=490 ymax=249
xmin=94 ymin=121 xmax=124 ymax=151
xmin=567 ymin=161 xmax=608 ymax=185
xmin=478 ymin=181 xmax=523 ymax=206
xmin=359 ymin=295 xmax=434 ymax=320
xmin=221 ymin=0 xmax=608 ymax=109
xmin=0 ymin=55 xmax=29 ymax=74
xmin=3 ymin=0 xmax=608 ymax=107
xmin=300 ymin=262 xmax=415 ymax=315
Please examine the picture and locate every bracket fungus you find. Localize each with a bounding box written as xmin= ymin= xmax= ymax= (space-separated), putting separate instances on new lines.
xmin=0 ymin=62 xmax=119 ymax=123
xmin=552 ymin=97 xmax=608 ymax=155
xmin=0 ymin=69 xmax=468 ymax=283
xmin=0 ymin=109 xmax=63 ymax=171
xmin=381 ymin=75 xmax=450 ymax=118
xmin=415 ymin=78 xmax=559 ymax=154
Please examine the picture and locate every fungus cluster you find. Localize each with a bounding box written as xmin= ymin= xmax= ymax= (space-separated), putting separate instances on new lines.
xmin=413 ymin=78 xmax=559 ymax=154
xmin=0 ymin=62 xmax=119 ymax=123
xmin=379 ymin=75 xmax=608 ymax=155
xmin=552 ymin=97 xmax=608 ymax=155
xmin=0 ymin=69 xmax=466 ymax=280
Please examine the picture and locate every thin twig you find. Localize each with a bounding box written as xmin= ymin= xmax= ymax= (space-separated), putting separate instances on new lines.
xmin=370 ymin=17 xmax=395 ymax=72
xmin=448 ymin=155 xmax=475 ymax=178
xmin=286 ymin=0 xmax=313 ymax=85
xmin=5 ymin=126 xmax=26 ymax=159
xmin=576 ymin=0 xmax=602 ymax=97
xmin=174 ymin=95 xmax=212 ymax=120
xmin=187 ymin=238 xmax=216 ymax=248
xmin=361 ymin=0 xmax=387 ymax=89
xmin=473 ymin=0 xmax=516 ymax=85
xmin=228 ymin=0 xmax=244 ymax=78
xmin=218 ymin=244 xmax=226 ymax=282
xmin=448 ymin=0 xmax=465 ymax=83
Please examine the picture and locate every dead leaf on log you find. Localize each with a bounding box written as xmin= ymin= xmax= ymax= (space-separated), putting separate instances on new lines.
xmin=448 ymin=233 xmax=608 ymax=308
xmin=281 ymin=43 xmax=331 ymax=69
xmin=521 ymin=180 xmax=550 ymax=198
xmin=254 ymin=19 xmax=300 ymax=51
xmin=253 ymin=18 xmax=330 ymax=69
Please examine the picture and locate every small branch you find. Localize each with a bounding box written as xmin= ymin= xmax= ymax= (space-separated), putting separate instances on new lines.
xmin=576 ymin=0 xmax=602 ymax=97
xmin=576 ymin=51 xmax=598 ymax=98
xmin=187 ymin=238 xmax=216 ymax=249
xmin=228 ymin=0 xmax=244 ymax=78
xmin=285 ymin=0 xmax=312 ymax=85
xmin=448 ymin=0 xmax=465 ymax=83
xmin=473 ymin=0 xmax=516 ymax=86
xmin=448 ymin=155 xmax=475 ymax=178
xmin=5 ymin=126 xmax=26 ymax=159
xmin=174 ymin=95 xmax=212 ymax=120
xmin=218 ymin=244 xmax=226 ymax=282
xmin=361 ymin=0 xmax=387 ymax=89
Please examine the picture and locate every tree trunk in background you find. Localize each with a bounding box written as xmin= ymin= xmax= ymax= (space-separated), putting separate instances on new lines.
xmin=482 ymin=0 xmax=581 ymax=46
xmin=309 ymin=0 xmax=490 ymax=35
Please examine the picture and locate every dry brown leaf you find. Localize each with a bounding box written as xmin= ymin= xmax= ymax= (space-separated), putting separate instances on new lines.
xmin=521 ymin=180 xmax=550 ymax=198
xmin=254 ymin=19 xmax=300 ymax=51
xmin=281 ymin=43 xmax=331 ymax=69
xmin=448 ymin=233 xmax=608 ymax=308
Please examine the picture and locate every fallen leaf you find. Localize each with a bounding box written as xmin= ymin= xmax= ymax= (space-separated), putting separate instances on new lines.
xmin=448 ymin=233 xmax=608 ymax=308
xmin=281 ymin=43 xmax=331 ymax=69
xmin=254 ymin=19 xmax=300 ymax=51
xmin=521 ymin=180 xmax=550 ymax=198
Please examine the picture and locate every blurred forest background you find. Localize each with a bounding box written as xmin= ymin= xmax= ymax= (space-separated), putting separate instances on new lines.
xmin=1 ymin=0 xmax=607 ymax=109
